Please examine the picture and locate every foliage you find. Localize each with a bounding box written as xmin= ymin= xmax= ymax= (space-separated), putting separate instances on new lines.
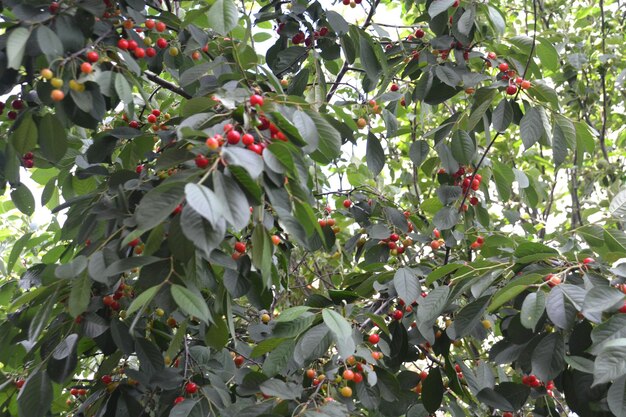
xmin=0 ymin=0 xmax=624 ymax=416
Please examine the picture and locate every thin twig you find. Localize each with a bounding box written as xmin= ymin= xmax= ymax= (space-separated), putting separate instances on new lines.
xmin=144 ymin=70 xmax=192 ymax=99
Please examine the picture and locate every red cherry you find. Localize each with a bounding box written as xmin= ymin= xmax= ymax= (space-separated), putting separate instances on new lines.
xmin=250 ymin=94 xmax=264 ymax=106
xmin=227 ymin=130 xmax=241 ymax=144
xmin=195 ymin=155 xmax=209 ymax=168
xmin=242 ymin=133 xmax=254 ymax=146
xmin=134 ymin=48 xmax=146 ymax=58
xmin=471 ymin=178 xmax=480 ymax=190
xmin=146 ymin=47 xmax=157 ymax=57
xmin=15 ymin=379 xmax=25 ymax=389
xmin=247 ymin=144 xmax=263 ymax=155
xmin=145 ymin=19 xmax=155 ymax=29
xmin=476 ymin=236 xmax=484 ymax=244
xmin=147 ymin=114 xmax=157 ymax=124
xmin=151 ymin=109 xmax=161 ymax=117
xmin=174 ymin=396 xmax=185 ymax=405
xmin=618 ymin=301 xmax=626 ymax=313
xmin=470 ymin=196 xmax=479 ymax=206
xmin=392 ymin=310 xmax=403 ymax=320
xmin=101 ymin=375 xmax=112 ymax=385
xmin=353 ymin=372 xmax=363 ymax=383
xmin=368 ymin=334 xmax=380 ymax=344
xmin=86 ymin=51 xmax=99 ymax=63
xmin=128 ymin=238 xmax=140 ymax=247
xmin=118 ymin=39 xmax=129 ymax=50
xmin=70 ymin=388 xmax=79 ymax=396
xmin=343 ymin=199 xmax=352 ymax=208
xmin=583 ymin=257 xmax=595 ymax=264
xmin=80 ymin=62 xmax=93 ymax=74
xmin=503 ymin=413 xmax=513 ymax=417
xmin=420 ymin=371 xmax=428 ymax=380
xmin=234 ymin=242 xmax=246 ymax=253
xmin=185 ymin=382 xmax=198 ymax=394
xmin=135 ymin=165 xmax=144 ymax=174
xmin=156 ymin=38 xmax=168 ymax=48
xmin=506 ymin=85 xmax=518 ymax=95
xmin=415 ymin=28 xmax=424 ymax=38
xmin=11 ymin=99 xmax=23 ymax=110
xmin=498 ymin=62 xmax=509 ymax=72
xmin=155 ymin=21 xmax=167 ymax=32
xmin=127 ymin=40 xmax=138 ymax=51
xmin=129 ymin=120 xmax=139 ymax=129
xmin=390 ymin=84 xmax=399 ymax=92
xmin=23 ymin=159 xmax=34 ymax=168
xmin=389 ymin=233 xmax=399 ymax=242
xmin=49 ymin=2 xmax=60 ymax=13
xmin=77 ymin=388 xmax=87 ymax=396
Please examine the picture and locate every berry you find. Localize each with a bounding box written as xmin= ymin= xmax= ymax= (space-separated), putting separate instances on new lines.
xmin=41 ymin=68 xmax=54 ymax=80
xmin=342 ymin=370 xmax=355 ymax=380
xmin=206 ymin=137 xmax=220 ymax=150
xmin=503 ymin=413 xmax=513 ymax=417
xmin=155 ymin=21 xmax=167 ymax=32
xmin=261 ymin=313 xmax=271 ymax=323
xmin=145 ymin=19 xmax=155 ymax=29
xmin=78 ymin=389 xmax=87 ymax=396
xmin=340 ymin=386 xmax=353 ymax=398
xmin=619 ymin=302 xmax=626 ymax=313
xmin=368 ymin=333 xmax=380 ymax=344
xmin=11 ymin=99 xmax=23 ymax=110
xmin=24 ymin=152 xmax=33 ymax=160
xmin=101 ymin=375 xmax=112 ymax=385
xmin=390 ymin=83 xmax=399 ymax=92
xmin=185 ymin=382 xmax=198 ymax=394
xmin=392 ymin=309 xmax=403 ymax=320
xmin=118 ymin=39 xmax=129 ymax=50
xmin=195 ymin=155 xmax=209 ymax=168
xmin=147 ymin=114 xmax=157 ymax=124
xmin=156 ymin=38 xmax=168 ymax=48
xmin=353 ymin=372 xmax=363 ymax=383
xmin=70 ymin=388 xmax=79 ymax=396
xmin=389 ymin=233 xmax=399 ymax=242
xmin=430 ymin=240 xmax=441 ymax=250
xmin=242 ymin=133 xmax=254 ymax=146
xmin=15 ymin=379 xmax=25 ymax=388
xmin=498 ymin=62 xmax=509 ymax=72
xmin=227 ymin=130 xmax=241 ymax=144
xmin=250 ymin=94 xmax=264 ymax=107
xmin=415 ymin=28 xmax=425 ymax=38
xmin=134 ymin=48 xmax=146 ymax=58
xmin=174 ymin=396 xmax=184 ymax=405
xmin=191 ymin=51 xmax=201 ymax=60
xmin=481 ymin=319 xmax=491 ymax=329
xmin=49 ymin=2 xmax=59 ymax=13
xmin=146 ymin=47 xmax=157 ymax=57
xmin=306 ymin=369 xmax=316 ymax=379
xmin=234 ymin=355 xmax=245 ymax=367
xmin=506 ymin=85 xmax=518 ymax=95
xmin=86 ymin=51 xmax=99 ymax=63
xmin=129 ymin=121 xmax=139 ymax=129
xmin=234 ymin=242 xmax=246 ymax=253
xmin=271 ymin=235 xmax=281 ymax=245
xmin=420 ymin=371 xmax=428 ymax=380
xmin=521 ymin=80 xmax=532 ymax=90
xmin=583 ymin=257 xmax=595 ymax=264
xmin=343 ymin=199 xmax=352 ymax=208
xmin=470 ymin=196 xmax=479 ymax=206
xmin=476 ymin=236 xmax=484 ymax=244
xmin=50 ymin=89 xmax=65 ymax=102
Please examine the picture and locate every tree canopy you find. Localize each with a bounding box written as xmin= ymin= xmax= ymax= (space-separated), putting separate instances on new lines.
xmin=0 ymin=0 xmax=625 ymax=416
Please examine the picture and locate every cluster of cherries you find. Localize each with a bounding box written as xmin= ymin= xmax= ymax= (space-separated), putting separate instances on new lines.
xmin=4 ymin=99 xmax=24 ymax=121
xmin=288 ymin=26 xmax=330 ymax=47
xmin=172 ymin=382 xmax=200 ymax=405
xmin=495 ymin=62 xmax=532 ymax=95
xmin=102 ymin=282 xmax=133 ymax=311
xmin=127 ymin=108 xmax=169 ymax=132
xmin=21 ymin=152 xmax=35 ymax=168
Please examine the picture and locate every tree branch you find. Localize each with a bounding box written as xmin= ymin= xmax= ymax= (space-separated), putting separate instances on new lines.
xmin=143 ymin=70 xmax=192 ymax=99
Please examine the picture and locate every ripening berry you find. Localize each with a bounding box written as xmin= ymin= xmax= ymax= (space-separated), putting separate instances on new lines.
xmin=250 ymin=94 xmax=264 ymax=106
xmin=430 ymin=240 xmax=441 ymax=250
xmin=498 ymin=62 xmax=509 ymax=72
xmin=156 ymin=38 xmax=168 ymax=48
xmin=340 ymin=386 xmax=353 ymax=397
xmin=343 ymin=199 xmax=352 ymax=208
xmin=185 ymin=382 xmax=198 ymax=394
xmin=147 ymin=114 xmax=157 ymax=123
xmin=86 ymin=51 xmax=99 ymax=63
xmin=342 ymin=370 xmax=355 ymax=381
xmin=127 ymin=40 xmax=138 ymax=50
xmin=41 ymin=68 xmax=54 ymax=80
xmin=174 ymin=396 xmax=184 ymax=405
xmin=145 ymin=19 xmax=155 ymax=29
xmin=242 ymin=133 xmax=254 ymax=146
xmin=415 ymin=28 xmax=425 ymax=38
xmin=583 ymin=257 xmax=595 ymax=264
xmin=392 ymin=309 xmax=403 ymax=320
xmin=368 ymin=333 xmax=380 ymax=344
xmin=155 ymin=21 xmax=166 ymax=32
xmin=506 ymin=85 xmax=518 ymax=95
xmin=206 ymin=137 xmax=220 ymax=150
xmin=227 ymin=130 xmax=241 ymax=144
xmin=118 ymin=39 xmax=129 ymax=50
xmin=146 ymin=47 xmax=157 ymax=57
xmin=234 ymin=242 xmax=246 ymax=253
xmin=194 ymin=155 xmax=209 ymax=168
xmin=50 ymin=89 xmax=65 ymax=102
xmin=101 ymin=375 xmax=112 ymax=385
xmin=520 ymin=80 xmax=532 ymax=90
xmin=390 ymin=83 xmax=399 ymax=92
xmin=134 ymin=47 xmax=146 ymax=58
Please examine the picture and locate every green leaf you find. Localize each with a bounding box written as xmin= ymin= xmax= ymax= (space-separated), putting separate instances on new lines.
xmin=184 ymin=183 xmax=223 ymax=228
xmin=520 ymin=291 xmax=545 ymax=331
xmin=531 ymin=332 xmax=565 ymax=382
xmin=492 ymin=161 xmax=515 ymax=201
xmin=492 ymin=99 xmax=513 ymax=132
xmin=457 ymin=7 xmax=475 ymax=36
xmin=207 ymin=0 xmax=239 ymax=35
xmin=520 ymin=107 xmax=544 ymax=149
xmin=608 ymin=375 xmax=626 ymax=417
xmin=126 ymin=285 xmax=161 ymax=316
xmin=435 ymin=142 xmax=459 ymax=174
xmin=306 ymin=110 xmax=342 ymax=164
xmin=366 ymin=132 xmax=385 ymax=176
xmin=610 ymin=190 xmax=626 ymax=219
xmin=11 ymin=113 xmax=38 ymax=154
xmin=582 ymin=286 xmax=625 ymax=316
xmin=171 ymin=284 xmax=211 ymax=324
xmin=433 ymin=206 xmax=460 ymax=230
xmin=409 ymin=140 xmax=430 ymax=167
xmin=7 ymin=232 xmax=32 ymax=274
xmin=428 ymin=0 xmax=456 ymax=18
xmin=212 ymin=172 xmax=250 ymax=231
xmin=17 ymin=368 xmax=53 ymax=417
xmin=322 ymin=309 xmax=355 ymax=359
xmin=11 ymin=184 xmax=35 ymax=216
xmin=434 ymin=65 xmax=461 ymax=87
xmin=393 ymin=267 xmax=419 ymax=305
xmin=536 ymin=37 xmax=559 ymax=72
xmin=326 ymin=11 xmax=349 ymax=35
xmin=467 ymin=88 xmax=497 ymax=130
xmin=103 ymin=256 xmax=163 ymax=276
xmin=514 ymin=241 xmax=559 ymax=264
xmin=7 ymin=27 xmax=30 ymax=69
xmin=292 ymin=109 xmax=319 ymax=153
xmin=135 ymin=182 xmax=186 ymax=231
xmin=222 ymin=147 xmax=264 ymax=179
xmin=417 ymin=286 xmax=450 ymax=323
xmin=593 ymin=338 xmax=626 ymax=386
xmin=251 ymin=224 xmax=273 ymax=287
xmin=262 ymin=340 xmax=295 ymax=377
xmin=260 ymin=379 xmax=301 ymax=400
xmin=38 ymin=113 xmax=68 ymax=163
xmin=359 ymin=32 xmax=383 ymax=84
xmin=422 ymin=367 xmax=444 ymax=412
xmin=36 ymin=25 xmax=64 ymax=64
xmin=68 ymin=274 xmax=91 ymax=318
xmin=450 ymin=130 xmax=475 ymax=165
xmin=447 ymin=295 xmax=490 ymax=339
